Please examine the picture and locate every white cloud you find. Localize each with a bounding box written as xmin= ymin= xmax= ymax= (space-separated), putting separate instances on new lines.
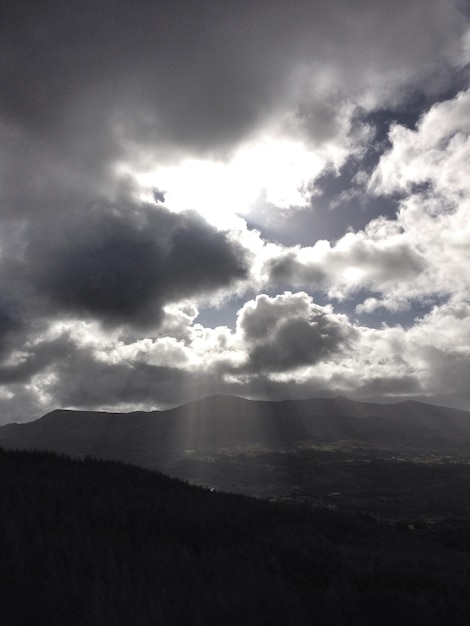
xmin=265 ymin=89 xmax=470 ymax=312
xmin=370 ymin=89 xmax=470 ymax=198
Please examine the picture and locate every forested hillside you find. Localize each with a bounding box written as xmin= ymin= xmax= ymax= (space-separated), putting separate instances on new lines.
xmin=2 ymin=447 xmax=470 ymax=625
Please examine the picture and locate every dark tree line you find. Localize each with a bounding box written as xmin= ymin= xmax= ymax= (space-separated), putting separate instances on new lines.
xmin=1 ymin=446 xmax=470 ymax=625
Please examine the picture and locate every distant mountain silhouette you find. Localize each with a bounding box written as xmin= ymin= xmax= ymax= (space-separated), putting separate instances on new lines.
xmin=2 ymin=395 xmax=470 ymax=472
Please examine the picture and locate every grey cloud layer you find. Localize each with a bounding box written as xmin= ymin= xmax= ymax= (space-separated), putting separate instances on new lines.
xmin=1 ymin=0 xmax=465 ymax=169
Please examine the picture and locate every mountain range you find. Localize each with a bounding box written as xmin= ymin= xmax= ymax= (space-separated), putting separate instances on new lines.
xmin=3 ymin=394 xmax=470 ymax=514
xmin=2 ymin=394 xmax=470 ymax=464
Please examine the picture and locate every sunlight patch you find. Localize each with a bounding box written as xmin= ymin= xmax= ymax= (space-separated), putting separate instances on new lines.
xmin=123 ymin=137 xmax=323 ymax=227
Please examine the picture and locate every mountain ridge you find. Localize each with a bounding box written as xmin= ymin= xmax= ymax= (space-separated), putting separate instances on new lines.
xmin=2 ymin=394 xmax=470 ymax=459
xmin=3 ymin=393 xmax=470 ymax=502
xmin=5 ymin=393 xmax=470 ymax=426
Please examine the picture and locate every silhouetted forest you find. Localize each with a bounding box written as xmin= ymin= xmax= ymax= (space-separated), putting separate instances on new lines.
xmin=2 ymin=446 xmax=470 ymax=625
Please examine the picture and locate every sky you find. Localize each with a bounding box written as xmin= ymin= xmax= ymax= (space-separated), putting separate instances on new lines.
xmin=0 ymin=0 xmax=470 ymax=423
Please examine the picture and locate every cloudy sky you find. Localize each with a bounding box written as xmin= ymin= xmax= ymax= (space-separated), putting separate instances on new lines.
xmin=1 ymin=0 xmax=469 ymax=423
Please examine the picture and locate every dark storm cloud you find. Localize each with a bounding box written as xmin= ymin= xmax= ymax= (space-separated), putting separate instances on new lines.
xmin=48 ymin=350 xmax=191 ymax=410
xmin=0 ymin=299 xmax=27 ymax=369
xmin=238 ymin=292 xmax=356 ymax=372
xmin=246 ymin=316 xmax=352 ymax=372
xmin=24 ymin=201 xmax=248 ymax=327
xmin=0 ymin=298 xmax=21 ymax=341
xmin=0 ymin=335 xmax=75 ymax=385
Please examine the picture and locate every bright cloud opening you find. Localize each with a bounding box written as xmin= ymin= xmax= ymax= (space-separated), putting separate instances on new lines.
xmin=125 ymin=137 xmax=324 ymax=227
